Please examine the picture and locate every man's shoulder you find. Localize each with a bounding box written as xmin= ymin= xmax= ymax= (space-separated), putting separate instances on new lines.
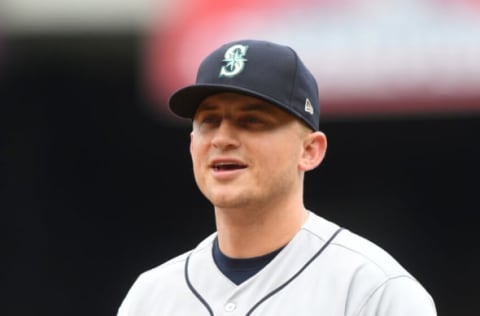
xmin=138 ymin=251 xmax=190 ymax=283
xmin=304 ymin=212 xmax=410 ymax=277
xmin=301 ymin=212 xmax=437 ymax=314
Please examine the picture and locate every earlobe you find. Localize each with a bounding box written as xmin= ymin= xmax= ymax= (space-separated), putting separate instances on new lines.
xmin=299 ymin=131 xmax=327 ymax=171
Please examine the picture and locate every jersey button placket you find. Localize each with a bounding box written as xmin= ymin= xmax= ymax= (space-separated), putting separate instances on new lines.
xmin=224 ymin=301 xmax=237 ymax=312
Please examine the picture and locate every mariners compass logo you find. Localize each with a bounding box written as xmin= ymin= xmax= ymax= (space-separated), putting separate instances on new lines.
xmin=219 ymin=44 xmax=248 ymax=77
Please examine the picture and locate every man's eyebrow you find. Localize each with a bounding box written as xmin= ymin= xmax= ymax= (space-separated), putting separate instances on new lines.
xmin=195 ymin=103 xmax=219 ymax=114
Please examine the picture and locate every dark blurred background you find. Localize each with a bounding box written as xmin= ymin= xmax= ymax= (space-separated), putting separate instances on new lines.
xmin=2 ymin=1 xmax=480 ymax=316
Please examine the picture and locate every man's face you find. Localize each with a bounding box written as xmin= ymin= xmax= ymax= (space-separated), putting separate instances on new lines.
xmin=190 ymin=92 xmax=311 ymax=211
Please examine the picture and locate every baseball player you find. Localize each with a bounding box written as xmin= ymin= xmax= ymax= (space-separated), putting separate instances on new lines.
xmin=118 ymin=39 xmax=436 ymax=315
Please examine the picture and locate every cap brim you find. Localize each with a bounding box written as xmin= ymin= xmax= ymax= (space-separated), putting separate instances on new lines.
xmin=168 ymin=84 xmax=283 ymax=119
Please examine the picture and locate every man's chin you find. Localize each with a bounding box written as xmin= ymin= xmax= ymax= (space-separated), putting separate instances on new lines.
xmin=209 ymin=194 xmax=251 ymax=210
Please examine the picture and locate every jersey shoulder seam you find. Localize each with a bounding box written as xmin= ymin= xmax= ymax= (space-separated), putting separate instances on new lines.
xmin=302 ymin=225 xmax=407 ymax=278
xmin=353 ymin=274 xmax=421 ymax=316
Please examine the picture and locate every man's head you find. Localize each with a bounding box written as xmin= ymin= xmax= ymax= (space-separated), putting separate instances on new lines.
xmin=168 ymin=39 xmax=326 ymax=211
xmin=169 ymin=39 xmax=320 ymax=131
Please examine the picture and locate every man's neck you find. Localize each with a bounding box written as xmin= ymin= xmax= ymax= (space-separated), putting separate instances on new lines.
xmin=214 ymin=203 xmax=309 ymax=258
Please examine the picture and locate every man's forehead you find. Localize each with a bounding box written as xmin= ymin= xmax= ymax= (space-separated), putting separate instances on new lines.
xmin=197 ymin=93 xmax=279 ymax=113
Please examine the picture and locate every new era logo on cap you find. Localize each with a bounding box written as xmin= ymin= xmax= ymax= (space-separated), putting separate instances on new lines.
xmin=305 ymin=98 xmax=314 ymax=115
xmin=168 ymin=39 xmax=321 ymax=131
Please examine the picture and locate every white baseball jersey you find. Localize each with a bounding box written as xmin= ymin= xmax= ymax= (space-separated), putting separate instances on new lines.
xmin=118 ymin=212 xmax=436 ymax=315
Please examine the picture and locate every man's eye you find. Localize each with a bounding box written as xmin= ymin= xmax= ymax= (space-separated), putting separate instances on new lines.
xmin=241 ymin=117 xmax=263 ymax=125
xmin=201 ymin=116 xmax=221 ymax=125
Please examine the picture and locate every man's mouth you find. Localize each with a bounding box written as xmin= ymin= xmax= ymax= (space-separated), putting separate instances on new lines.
xmin=212 ymin=162 xmax=247 ymax=171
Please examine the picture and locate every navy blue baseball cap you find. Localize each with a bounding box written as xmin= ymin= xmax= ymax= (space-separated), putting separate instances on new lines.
xmin=168 ymin=39 xmax=320 ymax=131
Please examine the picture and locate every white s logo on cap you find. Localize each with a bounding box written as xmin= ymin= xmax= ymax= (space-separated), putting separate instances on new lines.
xmin=219 ymin=44 xmax=248 ymax=77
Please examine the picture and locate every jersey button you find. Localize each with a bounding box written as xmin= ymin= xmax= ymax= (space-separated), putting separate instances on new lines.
xmin=225 ymin=302 xmax=237 ymax=312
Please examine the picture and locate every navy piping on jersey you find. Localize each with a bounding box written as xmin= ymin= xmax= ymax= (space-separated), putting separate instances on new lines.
xmin=185 ymin=254 xmax=214 ymax=316
xmin=184 ymin=227 xmax=344 ymax=316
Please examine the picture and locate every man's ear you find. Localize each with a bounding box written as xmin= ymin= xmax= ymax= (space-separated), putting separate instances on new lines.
xmin=188 ymin=130 xmax=194 ymax=157
xmin=299 ymin=131 xmax=327 ymax=171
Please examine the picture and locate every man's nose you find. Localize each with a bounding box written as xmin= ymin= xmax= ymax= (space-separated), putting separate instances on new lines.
xmin=211 ymin=120 xmax=240 ymax=149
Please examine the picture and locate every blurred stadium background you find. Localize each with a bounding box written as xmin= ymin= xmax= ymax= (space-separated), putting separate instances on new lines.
xmin=2 ymin=0 xmax=479 ymax=315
